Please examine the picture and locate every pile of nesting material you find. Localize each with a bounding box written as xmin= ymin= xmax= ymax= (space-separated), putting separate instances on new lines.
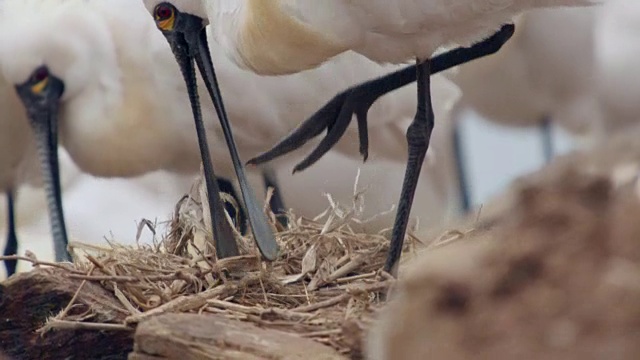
xmin=0 ymin=174 xmax=421 ymax=360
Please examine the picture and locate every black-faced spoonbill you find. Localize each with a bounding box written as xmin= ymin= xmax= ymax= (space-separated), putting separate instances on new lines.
xmin=0 ymin=0 xmax=270 ymax=261
xmin=141 ymin=0 xmax=492 ymax=259
xmin=141 ymin=1 xmax=280 ymax=260
xmin=146 ymin=0 xmax=585 ymax=275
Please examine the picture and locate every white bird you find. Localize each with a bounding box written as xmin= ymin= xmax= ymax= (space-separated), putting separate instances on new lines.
xmin=140 ymin=0 xmax=484 ymax=227
xmin=142 ymin=0 xmax=597 ymax=275
xmin=0 ymin=0 xmax=285 ymax=263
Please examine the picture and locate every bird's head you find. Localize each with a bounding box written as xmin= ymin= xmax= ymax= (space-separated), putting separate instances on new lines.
xmin=0 ymin=0 xmax=118 ymax=259
xmin=0 ymin=0 xmax=116 ymax=108
xmin=0 ymin=0 xmax=118 ymax=218
xmin=143 ymin=0 xmax=209 ymax=34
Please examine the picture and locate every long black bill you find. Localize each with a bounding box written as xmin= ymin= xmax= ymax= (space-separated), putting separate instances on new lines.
xmin=28 ymin=109 xmax=70 ymax=262
xmin=166 ymin=31 xmax=240 ymax=259
xmin=14 ymin=70 xmax=71 ymax=263
xmin=164 ymin=17 xmax=278 ymax=261
xmin=191 ymin=29 xmax=279 ymax=261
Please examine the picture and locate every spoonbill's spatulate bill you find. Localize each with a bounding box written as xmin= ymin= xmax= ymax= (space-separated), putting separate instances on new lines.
xmin=13 ymin=68 xmax=71 ymax=263
xmin=172 ymin=44 xmax=240 ymax=259
xmin=151 ymin=4 xmax=278 ymax=260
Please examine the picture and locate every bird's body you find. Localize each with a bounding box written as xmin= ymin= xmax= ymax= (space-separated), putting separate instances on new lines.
xmin=0 ymin=0 xmax=443 ymax=180
xmin=199 ymin=0 xmax=597 ymax=75
xmin=209 ymin=45 xmax=430 ymax=164
xmin=0 ymin=0 xmax=207 ymax=178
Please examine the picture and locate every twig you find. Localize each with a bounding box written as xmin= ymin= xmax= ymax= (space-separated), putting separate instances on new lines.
xmin=326 ymin=255 xmax=368 ymax=283
xmin=125 ymin=284 xmax=237 ymax=324
xmin=300 ymin=329 xmax=342 ymax=337
xmin=207 ymin=300 xmax=315 ymax=321
xmin=41 ymin=319 xmax=132 ymax=332
xmin=336 ymin=271 xmax=377 ymax=284
xmin=67 ymin=270 xmax=207 ymax=283
xmin=0 ymin=255 xmax=80 ymax=273
xmin=294 ymin=281 xmax=392 ymax=312
xmin=207 ymin=299 xmax=262 ymax=315
xmin=114 ymin=283 xmax=141 ymax=315
xmin=294 ymin=294 xmax=350 ymax=313
xmin=308 ymin=254 xmax=368 ymax=291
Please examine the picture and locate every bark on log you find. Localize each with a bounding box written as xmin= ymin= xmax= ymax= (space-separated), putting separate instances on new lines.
xmin=130 ymin=313 xmax=347 ymax=360
xmin=0 ymin=267 xmax=133 ymax=360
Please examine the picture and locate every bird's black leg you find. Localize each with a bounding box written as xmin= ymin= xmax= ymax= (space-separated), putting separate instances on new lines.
xmin=248 ymin=24 xmax=515 ymax=170
xmin=540 ymin=116 xmax=554 ymax=164
xmin=216 ymin=177 xmax=248 ymax=235
xmin=3 ymin=190 xmax=18 ymax=277
xmin=452 ymin=120 xmax=471 ymax=213
xmin=384 ymin=59 xmax=434 ymax=277
xmin=261 ymin=168 xmax=288 ymax=228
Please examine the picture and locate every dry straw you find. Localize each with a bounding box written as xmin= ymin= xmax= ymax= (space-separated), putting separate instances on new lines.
xmin=6 ymin=170 xmax=435 ymax=356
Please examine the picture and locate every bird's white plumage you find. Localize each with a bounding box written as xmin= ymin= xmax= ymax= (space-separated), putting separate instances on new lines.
xmin=161 ymin=0 xmax=600 ymax=75
xmin=0 ymin=0 xmax=450 ymax=180
xmin=140 ymin=0 xmax=460 ymax=161
xmin=0 ymin=0 xmax=210 ymax=178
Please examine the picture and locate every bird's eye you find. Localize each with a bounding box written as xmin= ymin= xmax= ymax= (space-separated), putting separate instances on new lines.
xmin=154 ymin=4 xmax=174 ymax=21
xmin=32 ymin=66 xmax=49 ymax=83
xmin=30 ymin=66 xmax=50 ymax=95
xmin=153 ymin=4 xmax=176 ymax=31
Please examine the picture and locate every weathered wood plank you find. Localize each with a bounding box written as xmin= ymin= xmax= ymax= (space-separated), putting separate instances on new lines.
xmin=130 ymin=313 xmax=347 ymax=360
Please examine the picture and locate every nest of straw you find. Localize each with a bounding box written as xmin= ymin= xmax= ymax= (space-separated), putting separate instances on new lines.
xmin=35 ymin=171 xmax=419 ymax=357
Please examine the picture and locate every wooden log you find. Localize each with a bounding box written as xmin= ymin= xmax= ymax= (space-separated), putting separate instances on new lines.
xmin=130 ymin=313 xmax=347 ymax=360
xmin=0 ymin=267 xmax=133 ymax=359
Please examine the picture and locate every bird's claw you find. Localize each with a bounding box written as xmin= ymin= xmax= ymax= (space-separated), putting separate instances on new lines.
xmin=248 ymin=84 xmax=377 ymax=173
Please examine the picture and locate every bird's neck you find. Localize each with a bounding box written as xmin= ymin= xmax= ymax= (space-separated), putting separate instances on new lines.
xmin=230 ymin=0 xmax=347 ymax=75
